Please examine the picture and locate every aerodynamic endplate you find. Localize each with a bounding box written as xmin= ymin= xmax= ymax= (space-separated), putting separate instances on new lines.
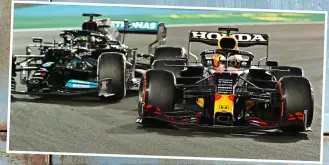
xmin=98 ymin=78 xmax=115 ymax=97
xmin=304 ymin=109 xmax=312 ymax=132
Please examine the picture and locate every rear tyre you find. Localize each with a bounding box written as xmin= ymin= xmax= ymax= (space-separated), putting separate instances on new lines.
xmin=138 ymin=70 xmax=176 ymax=125
xmin=276 ymin=76 xmax=314 ymax=133
xmin=98 ymin=52 xmax=126 ymax=101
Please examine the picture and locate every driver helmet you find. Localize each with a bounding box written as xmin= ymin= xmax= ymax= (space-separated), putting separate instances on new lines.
xmin=212 ymin=54 xmax=226 ymax=68
xmin=212 ymin=47 xmax=242 ymax=69
xmin=228 ymin=55 xmax=242 ymax=68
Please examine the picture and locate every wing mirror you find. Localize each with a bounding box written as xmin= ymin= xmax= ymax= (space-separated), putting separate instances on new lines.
xmin=26 ymin=46 xmax=31 ymax=55
xmin=137 ymin=53 xmax=153 ymax=58
xmin=266 ymin=61 xmax=278 ymax=67
xmin=32 ymin=37 xmax=43 ymax=43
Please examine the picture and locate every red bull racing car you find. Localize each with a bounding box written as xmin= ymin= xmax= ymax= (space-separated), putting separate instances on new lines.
xmin=136 ymin=27 xmax=314 ymax=133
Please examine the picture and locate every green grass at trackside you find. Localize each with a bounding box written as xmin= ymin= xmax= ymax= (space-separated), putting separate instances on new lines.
xmin=14 ymin=12 xmax=325 ymax=29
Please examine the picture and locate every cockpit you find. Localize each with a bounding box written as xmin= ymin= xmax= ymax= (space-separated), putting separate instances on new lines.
xmin=204 ymin=35 xmax=242 ymax=69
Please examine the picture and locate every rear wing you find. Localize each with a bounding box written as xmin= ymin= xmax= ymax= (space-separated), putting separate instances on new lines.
xmin=189 ymin=31 xmax=269 ymax=47
xmin=188 ymin=30 xmax=269 ymax=64
xmin=82 ymin=13 xmax=167 ymax=54
xmin=111 ymin=20 xmax=167 ymax=54
xmin=111 ymin=20 xmax=164 ymax=34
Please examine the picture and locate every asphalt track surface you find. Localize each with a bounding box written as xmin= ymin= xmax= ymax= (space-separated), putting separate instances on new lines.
xmin=9 ymin=24 xmax=324 ymax=161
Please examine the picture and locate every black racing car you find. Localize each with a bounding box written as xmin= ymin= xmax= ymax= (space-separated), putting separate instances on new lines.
xmin=136 ymin=27 xmax=314 ymax=133
xmin=11 ymin=14 xmax=168 ymax=101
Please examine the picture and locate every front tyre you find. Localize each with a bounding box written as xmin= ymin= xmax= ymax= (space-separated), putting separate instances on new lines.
xmin=276 ymin=76 xmax=314 ymax=133
xmin=98 ymin=52 xmax=126 ymax=101
xmin=138 ymin=69 xmax=176 ymax=125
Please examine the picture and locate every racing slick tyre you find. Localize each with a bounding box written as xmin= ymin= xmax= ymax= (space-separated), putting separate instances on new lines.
xmin=138 ymin=69 xmax=176 ymax=125
xmin=98 ymin=52 xmax=126 ymax=101
xmin=150 ymin=46 xmax=187 ymax=65
xmin=270 ymin=66 xmax=303 ymax=81
xmin=276 ymin=76 xmax=314 ymax=133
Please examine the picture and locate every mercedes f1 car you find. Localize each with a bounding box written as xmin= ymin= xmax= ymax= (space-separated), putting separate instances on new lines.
xmin=11 ymin=13 xmax=168 ymax=101
xmin=136 ymin=27 xmax=314 ymax=133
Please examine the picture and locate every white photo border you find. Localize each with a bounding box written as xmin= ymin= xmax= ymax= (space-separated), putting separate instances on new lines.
xmin=7 ymin=1 xmax=328 ymax=165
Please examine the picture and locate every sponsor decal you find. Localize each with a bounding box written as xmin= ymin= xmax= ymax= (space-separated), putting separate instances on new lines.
xmin=214 ymin=94 xmax=234 ymax=116
xmin=67 ymin=79 xmax=98 ymax=85
xmin=65 ymin=83 xmax=98 ymax=89
xmin=65 ymin=79 xmax=98 ymax=89
xmin=29 ymin=79 xmax=40 ymax=84
xmin=112 ymin=21 xmax=159 ymax=31
xmin=220 ymin=105 xmax=229 ymax=109
xmin=42 ymin=62 xmax=55 ymax=67
xmin=34 ymin=72 xmax=47 ymax=76
xmin=190 ymin=31 xmax=267 ymax=42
